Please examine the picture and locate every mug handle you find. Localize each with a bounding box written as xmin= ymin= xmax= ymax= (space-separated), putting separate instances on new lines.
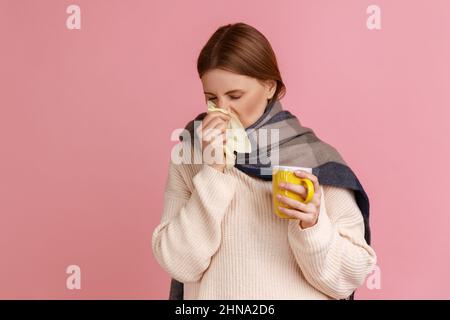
xmin=300 ymin=178 xmax=315 ymax=203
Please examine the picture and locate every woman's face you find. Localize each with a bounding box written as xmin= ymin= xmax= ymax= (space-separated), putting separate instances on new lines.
xmin=201 ymin=68 xmax=277 ymax=129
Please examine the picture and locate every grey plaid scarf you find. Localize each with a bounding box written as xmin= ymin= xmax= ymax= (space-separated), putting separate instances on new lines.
xmin=169 ymin=98 xmax=371 ymax=300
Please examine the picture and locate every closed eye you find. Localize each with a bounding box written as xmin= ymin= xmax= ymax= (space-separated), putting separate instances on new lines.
xmin=207 ymin=95 xmax=242 ymax=102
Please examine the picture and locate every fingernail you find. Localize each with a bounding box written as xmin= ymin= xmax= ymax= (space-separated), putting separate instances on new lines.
xmin=279 ymin=182 xmax=285 ymax=187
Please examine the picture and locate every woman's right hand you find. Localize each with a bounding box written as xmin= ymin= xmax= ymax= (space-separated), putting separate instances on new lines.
xmin=195 ymin=110 xmax=231 ymax=172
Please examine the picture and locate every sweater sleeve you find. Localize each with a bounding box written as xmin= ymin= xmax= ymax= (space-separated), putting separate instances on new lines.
xmin=152 ymin=161 xmax=237 ymax=283
xmin=287 ymin=185 xmax=377 ymax=299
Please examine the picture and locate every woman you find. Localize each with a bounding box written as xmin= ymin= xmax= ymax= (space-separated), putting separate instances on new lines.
xmin=152 ymin=22 xmax=377 ymax=300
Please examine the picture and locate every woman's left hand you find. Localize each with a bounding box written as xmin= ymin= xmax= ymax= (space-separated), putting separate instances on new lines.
xmin=276 ymin=170 xmax=322 ymax=229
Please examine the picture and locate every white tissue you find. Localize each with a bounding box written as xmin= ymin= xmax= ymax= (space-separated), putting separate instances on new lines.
xmin=206 ymin=100 xmax=252 ymax=168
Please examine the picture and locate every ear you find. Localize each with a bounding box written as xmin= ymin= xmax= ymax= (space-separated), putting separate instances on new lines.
xmin=264 ymin=80 xmax=277 ymax=99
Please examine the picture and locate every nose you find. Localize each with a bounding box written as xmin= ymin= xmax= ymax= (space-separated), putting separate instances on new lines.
xmin=215 ymin=100 xmax=232 ymax=113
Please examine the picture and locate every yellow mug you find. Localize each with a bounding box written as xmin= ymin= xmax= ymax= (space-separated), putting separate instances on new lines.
xmin=272 ymin=165 xmax=315 ymax=219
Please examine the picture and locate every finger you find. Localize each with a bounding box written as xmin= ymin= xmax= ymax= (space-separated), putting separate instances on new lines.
xmin=199 ymin=119 xmax=223 ymax=137
xmin=277 ymin=194 xmax=306 ymax=211
xmin=278 ymin=207 xmax=315 ymax=223
xmin=294 ymin=170 xmax=321 ymax=197
xmin=203 ymin=117 xmax=228 ymax=134
xmin=203 ymin=128 xmax=223 ymax=143
xmin=295 ymin=170 xmax=320 ymax=192
xmin=277 ymin=194 xmax=317 ymax=213
xmin=197 ymin=114 xmax=229 ymax=138
xmin=202 ymin=112 xmax=230 ymax=129
xmin=209 ymin=133 xmax=227 ymax=147
xmin=203 ymin=122 xmax=227 ymax=141
xmin=202 ymin=124 xmax=224 ymax=143
xmin=279 ymin=182 xmax=307 ymax=199
xmin=309 ymin=194 xmax=321 ymax=207
xmin=208 ymin=119 xmax=228 ymax=131
xmin=207 ymin=124 xmax=227 ymax=143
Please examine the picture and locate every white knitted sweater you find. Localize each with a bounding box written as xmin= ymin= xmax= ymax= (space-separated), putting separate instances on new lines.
xmin=152 ymin=161 xmax=377 ymax=299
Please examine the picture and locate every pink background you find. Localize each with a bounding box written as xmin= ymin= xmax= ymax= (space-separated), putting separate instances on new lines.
xmin=1 ymin=0 xmax=449 ymax=299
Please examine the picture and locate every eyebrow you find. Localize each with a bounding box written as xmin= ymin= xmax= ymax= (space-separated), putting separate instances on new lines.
xmin=204 ymin=89 xmax=244 ymax=96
